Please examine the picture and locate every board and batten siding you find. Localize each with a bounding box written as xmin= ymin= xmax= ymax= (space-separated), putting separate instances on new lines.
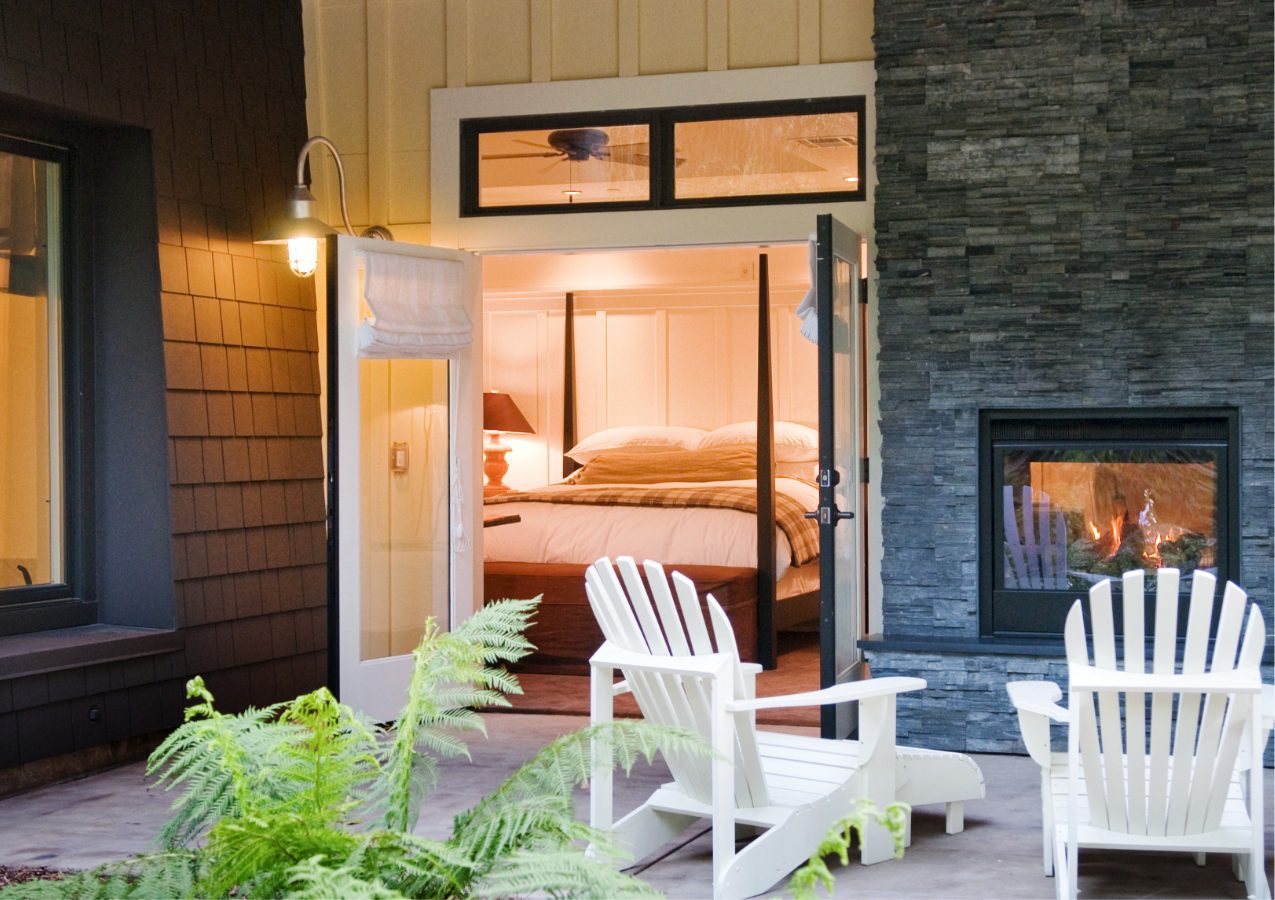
xmin=300 ymin=0 xmax=874 ymax=240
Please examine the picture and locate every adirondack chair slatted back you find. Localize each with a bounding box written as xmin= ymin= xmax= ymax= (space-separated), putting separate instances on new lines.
xmin=1003 ymin=486 xmax=1067 ymax=590
xmin=1066 ymin=567 xmax=1266 ymax=838
xmin=585 ymin=557 xmax=769 ymax=808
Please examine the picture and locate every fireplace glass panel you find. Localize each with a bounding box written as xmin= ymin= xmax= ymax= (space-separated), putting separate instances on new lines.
xmin=999 ymin=448 xmax=1220 ymax=592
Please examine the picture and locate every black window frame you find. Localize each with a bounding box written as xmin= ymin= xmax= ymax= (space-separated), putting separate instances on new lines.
xmin=459 ymin=95 xmax=866 ymax=217
xmin=0 ymin=125 xmax=94 ymax=630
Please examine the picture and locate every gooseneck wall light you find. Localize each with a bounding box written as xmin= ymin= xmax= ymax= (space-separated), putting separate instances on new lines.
xmin=256 ymin=135 xmax=393 ymax=277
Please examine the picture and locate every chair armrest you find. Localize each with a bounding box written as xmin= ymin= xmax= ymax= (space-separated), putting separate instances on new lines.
xmin=1007 ymin=680 xmax=1068 ymax=722
xmin=612 ymin=680 xmax=631 ymax=696
xmin=1007 ymin=680 xmax=1065 ymax=769
xmin=725 ymin=676 xmax=925 ymax=712
xmin=740 ymin=663 xmax=763 ymax=677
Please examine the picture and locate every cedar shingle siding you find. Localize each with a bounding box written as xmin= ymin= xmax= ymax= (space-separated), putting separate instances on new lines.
xmin=0 ymin=0 xmax=323 ymax=772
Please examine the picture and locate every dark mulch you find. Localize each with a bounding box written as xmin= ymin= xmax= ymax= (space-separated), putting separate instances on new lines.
xmin=0 ymin=865 xmax=64 ymax=887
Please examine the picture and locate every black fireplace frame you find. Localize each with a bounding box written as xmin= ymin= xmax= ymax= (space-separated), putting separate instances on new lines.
xmin=977 ymin=407 xmax=1241 ymax=638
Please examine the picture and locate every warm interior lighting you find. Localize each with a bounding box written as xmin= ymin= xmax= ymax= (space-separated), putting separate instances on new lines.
xmin=255 ymin=135 xmax=393 ymax=277
xmin=287 ymin=238 xmax=318 ymax=278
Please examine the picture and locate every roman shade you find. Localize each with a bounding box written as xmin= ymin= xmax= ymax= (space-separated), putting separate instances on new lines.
xmin=357 ymin=251 xmax=471 ymax=358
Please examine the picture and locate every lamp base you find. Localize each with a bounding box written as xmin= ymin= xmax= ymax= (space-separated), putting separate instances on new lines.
xmin=483 ymin=442 xmax=512 ymax=495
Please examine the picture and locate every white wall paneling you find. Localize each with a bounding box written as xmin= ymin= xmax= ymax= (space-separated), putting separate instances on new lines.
xmin=484 ymin=282 xmax=814 ymax=491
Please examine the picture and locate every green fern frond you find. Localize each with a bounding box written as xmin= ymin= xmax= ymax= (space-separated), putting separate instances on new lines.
xmin=478 ymin=848 xmax=661 ymax=899
xmin=148 ymin=680 xmax=289 ymax=848
xmin=362 ymin=831 xmax=475 ymax=899
xmin=283 ymin=855 xmax=403 ymax=899
xmin=198 ymin=811 xmax=362 ymax=898
xmin=271 ymin=688 xmax=383 ymax=827
xmin=787 ymin=799 xmax=910 ymax=900
xmin=0 ymin=851 xmax=202 ymax=900
xmin=453 ymin=720 xmax=707 ymax=880
xmin=380 ymin=599 xmax=540 ymax=834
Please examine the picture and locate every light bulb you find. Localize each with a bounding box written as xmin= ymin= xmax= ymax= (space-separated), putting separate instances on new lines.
xmin=287 ymin=237 xmax=318 ymax=277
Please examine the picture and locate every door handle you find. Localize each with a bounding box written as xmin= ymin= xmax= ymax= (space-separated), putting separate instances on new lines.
xmin=805 ymin=506 xmax=855 ymax=525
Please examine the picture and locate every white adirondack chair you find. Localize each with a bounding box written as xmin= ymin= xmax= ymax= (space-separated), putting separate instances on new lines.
xmin=585 ymin=556 xmax=986 ymax=900
xmin=1008 ymin=568 xmax=1274 ymax=900
xmin=1004 ymin=485 xmax=1068 ymax=590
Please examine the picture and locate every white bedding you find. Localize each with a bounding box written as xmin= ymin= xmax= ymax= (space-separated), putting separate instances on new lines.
xmin=482 ymin=477 xmax=819 ymax=582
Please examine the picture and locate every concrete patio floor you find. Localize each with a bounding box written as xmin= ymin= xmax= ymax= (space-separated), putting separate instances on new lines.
xmin=0 ymin=713 xmax=1268 ymax=899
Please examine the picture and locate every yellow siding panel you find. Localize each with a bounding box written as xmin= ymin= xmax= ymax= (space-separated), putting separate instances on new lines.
xmin=467 ymin=0 xmax=533 ymax=85
xmin=317 ymin=2 xmax=369 ymax=154
xmin=551 ymin=0 xmax=619 ymax=81
xmin=388 ymin=151 xmax=431 ymax=224
xmin=638 ymin=0 xmax=707 ymax=74
xmin=820 ymin=0 xmax=874 ymax=62
xmin=728 ymin=0 xmax=799 ymax=69
xmin=388 ymin=0 xmax=447 ymax=153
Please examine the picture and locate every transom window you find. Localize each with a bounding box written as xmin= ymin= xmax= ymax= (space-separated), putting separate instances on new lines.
xmin=460 ymin=96 xmax=865 ymax=216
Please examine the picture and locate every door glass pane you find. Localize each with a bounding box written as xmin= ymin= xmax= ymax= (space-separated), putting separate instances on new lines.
xmin=831 ymin=254 xmax=857 ymax=668
xmin=674 ymin=110 xmax=862 ymax=200
xmin=476 ymin=124 xmax=651 ymax=208
xmin=0 ymin=150 xmax=61 ymax=591
xmin=359 ymin=358 xmax=450 ymax=660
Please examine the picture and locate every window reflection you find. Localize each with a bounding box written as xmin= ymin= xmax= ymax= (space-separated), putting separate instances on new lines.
xmin=477 ymin=125 xmax=651 ymax=208
xmin=674 ymin=111 xmax=861 ymax=200
xmin=0 ymin=149 xmax=60 ymax=592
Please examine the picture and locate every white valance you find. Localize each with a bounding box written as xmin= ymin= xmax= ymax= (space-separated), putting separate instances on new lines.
xmin=357 ymin=251 xmax=471 ymax=359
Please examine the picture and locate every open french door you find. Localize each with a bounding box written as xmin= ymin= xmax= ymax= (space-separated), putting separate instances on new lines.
xmin=326 ymin=234 xmax=482 ymax=723
xmin=815 ymin=214 xmax=866 ymax=739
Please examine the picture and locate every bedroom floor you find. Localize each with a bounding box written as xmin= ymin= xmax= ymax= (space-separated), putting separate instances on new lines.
xmin=494 ymin=629 xmax=821 ymax=726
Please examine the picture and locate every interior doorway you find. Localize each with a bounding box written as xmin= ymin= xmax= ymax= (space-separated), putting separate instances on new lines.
xmin=477 ymin=242 xmax=824 ymax=723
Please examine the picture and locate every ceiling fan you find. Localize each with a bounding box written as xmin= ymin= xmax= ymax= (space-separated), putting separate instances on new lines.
xmin=481 ymin=128 xmax=654 ymax=168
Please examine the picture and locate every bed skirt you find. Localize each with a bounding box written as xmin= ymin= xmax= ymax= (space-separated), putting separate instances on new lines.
xmin=484 ymin=561 xmax=759 ymax=675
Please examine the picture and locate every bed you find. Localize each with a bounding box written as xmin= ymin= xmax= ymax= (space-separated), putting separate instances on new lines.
xmin=483 ymin=465 xmax=820 ymax=672
xmin=482 ymin=261 xmax=822 ymax=673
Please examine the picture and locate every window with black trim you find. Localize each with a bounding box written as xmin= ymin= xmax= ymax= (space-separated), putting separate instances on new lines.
xmin=0 ymin=135 xmax=80 ymax=609
xmin=0 ymin=109 xmax=172 ymax=637
xmin=460 ymin=96 xmax=865 ymax=216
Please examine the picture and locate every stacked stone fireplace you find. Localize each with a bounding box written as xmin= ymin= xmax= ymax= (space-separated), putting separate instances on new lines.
xmin=864 ymin=0 xmax=1273 ymax=755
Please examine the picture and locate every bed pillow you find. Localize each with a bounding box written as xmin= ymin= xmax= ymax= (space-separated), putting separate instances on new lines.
xmin=698 ymin=420 xmax=819 ymax=462
xmin=573 ymin=446 xmax=757 ymax=485
xmin=565 ymin=425 xmax=707 ymax=464
xmin=776 ymin=460 xmax=818 ymax=481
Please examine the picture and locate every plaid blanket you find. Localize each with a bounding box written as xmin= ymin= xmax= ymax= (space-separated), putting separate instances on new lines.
xmin=484 ymin=483 xmax=819 ymax=566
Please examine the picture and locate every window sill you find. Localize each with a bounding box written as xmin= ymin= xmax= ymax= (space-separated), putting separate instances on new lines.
xmin=0 ymin=624 xmax=183 ymax=680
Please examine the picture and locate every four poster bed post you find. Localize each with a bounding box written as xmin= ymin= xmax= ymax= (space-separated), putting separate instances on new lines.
xmin=557 ymin=257 xmax=783 ymax=668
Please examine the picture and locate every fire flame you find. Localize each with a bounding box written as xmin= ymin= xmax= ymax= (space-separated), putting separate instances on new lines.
xmin=1086 ymin=514 xmax=1127 ymax=559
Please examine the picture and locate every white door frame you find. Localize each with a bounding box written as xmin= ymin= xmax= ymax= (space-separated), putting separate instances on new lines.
xmin=428 ymin=61 xmax=884 ymax=634
xmin=331 ymin=234 xmax=482 ymax=722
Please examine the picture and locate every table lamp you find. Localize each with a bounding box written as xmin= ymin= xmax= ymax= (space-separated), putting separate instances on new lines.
xmin=483 ymin=392 xmax=534 ymax=494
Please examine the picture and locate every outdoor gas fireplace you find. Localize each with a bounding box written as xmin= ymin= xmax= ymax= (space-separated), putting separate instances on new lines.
xmin=978 ymin=409 xmax=1239 ymax=637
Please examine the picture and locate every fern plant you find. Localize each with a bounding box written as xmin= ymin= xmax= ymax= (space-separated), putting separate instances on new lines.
xmin=9 ymin=598 xmax=706 ymax=899
xmin=785 ymin=799 xmax=910 ymax=900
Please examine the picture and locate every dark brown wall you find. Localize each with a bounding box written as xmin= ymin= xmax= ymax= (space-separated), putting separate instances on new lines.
xmin=0 ymin=0 xmax=325 ymax=770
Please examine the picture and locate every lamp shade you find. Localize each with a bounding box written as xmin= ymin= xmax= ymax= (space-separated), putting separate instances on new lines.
xmin=483 ymin=392 xmax=534 ymax=435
